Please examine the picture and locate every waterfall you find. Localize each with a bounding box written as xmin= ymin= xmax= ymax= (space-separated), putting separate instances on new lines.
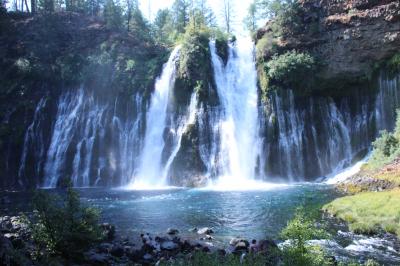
xmin=111 ymin=93 xmax=144 ymax=186
xmin=129 ymin=47 xmax=181 ymax=187
xmin=15 ymin=39 xmax=400 ymax=188
xmin=208 ymin=38 xmax=260 ymax=183
xmin=43 ymin=88 xmax=106 ymax=187
xmin=162 ymin=93 xmax=198 ymax=181
xmin=18 ymin=97 xmax=48 ymax=186
xmin=262 ymin=74 xmax=400 ymax=180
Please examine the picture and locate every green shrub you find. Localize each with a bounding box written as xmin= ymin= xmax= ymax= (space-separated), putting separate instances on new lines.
xmin=367 ymin=109 xmax=400 ymax=169
xmin=160 ymin=251 xmax=269 ymax=266
xmin=265 ymin=50 xmax=316 ymax=90
xmin=280 ymin=209 xmax=332 ymax=266
xmin=271 ymin=1 xmax=305 ymax=37
xmin=387 ymin=53 xmax=400 ymax=76
xmin=30 ymin=187 xmax=101 ymax=261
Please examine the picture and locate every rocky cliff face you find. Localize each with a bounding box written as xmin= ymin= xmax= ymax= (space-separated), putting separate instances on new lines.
xmin=257 ymin=0 xmax=400 ymax=89
xmin=0 ymin=13 xmax=167 ymax=189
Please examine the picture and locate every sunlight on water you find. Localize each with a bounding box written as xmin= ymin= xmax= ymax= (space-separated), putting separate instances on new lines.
xmin=202 ymin=176 xmax=291 ymax=191
xmin=122 ymin=181 xmax=182 ymax=191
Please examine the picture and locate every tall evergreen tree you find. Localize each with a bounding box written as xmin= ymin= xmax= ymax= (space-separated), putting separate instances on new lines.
xmin=153 ymin=8 xmax=174 ymax=44
xmin=103 ymin=0 xmax=123 ymax=29
xmin=171 ymin=0 xmax=190 ymax=34
xmin=244 ymin=1 xmax=258 ymax=33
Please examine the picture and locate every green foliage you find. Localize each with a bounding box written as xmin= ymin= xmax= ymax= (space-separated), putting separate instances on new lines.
xmin=280 ymin=209 xmax=332 ymax=266
xmin=153 ymin=8 xmax=177 ymax=45
xmin=258 ymin=0 xmax=305 ymax=37
xmin=323 ymin=189 xmax=400 ymax=236
xmin=160 ymin=251 xmax=269 ymax=266
xmin=38 ymin=0 xmax=55 ymax=12
xmin=244 ymin=1 xmax=258 ymax=33
xmin=387 ymin=53 xmax=400 ymax=76
xmin=30 ymin=187 xmax=102 ymax=260
xmin=103 ymin=0 xmax=123 ymax=29
xmin=265 ymin=50 xmax=316 ymax=90
xmin=215 ymin=32 xmax=229 ymax=64
xmin=128 ymin=8 xmax=152 ymax=41
xmin=367 ymin=110 xmax=400 ymax=169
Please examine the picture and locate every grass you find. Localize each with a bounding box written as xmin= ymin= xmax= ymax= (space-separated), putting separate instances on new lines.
xmin=372 ymin=170 xmax=400 ymax=186
xmin=159 ymin=252 xmax=268 ymax=266
xmin=323 ymin=189 xmax=400 ymax=236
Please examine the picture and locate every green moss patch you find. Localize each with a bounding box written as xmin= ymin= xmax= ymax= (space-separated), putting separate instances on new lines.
xmin=323 ymin=189 xmax=400 ymax=236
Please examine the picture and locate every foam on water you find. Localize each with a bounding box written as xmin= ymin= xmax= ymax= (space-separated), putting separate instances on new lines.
xmin=202 ymin=177 xmax=290 ymax=191
xmin=324 ymin=154 xmax=370 ymax=184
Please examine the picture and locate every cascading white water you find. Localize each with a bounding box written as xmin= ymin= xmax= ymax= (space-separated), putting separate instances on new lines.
xmin=18 ymin=97 xmax=48 ymax=186
xmin=208 ymin=38 xmax=260 ymax=185
xmin=17 ymin=40 xmax=400 ymax=188
xmin=129 ymin=46 xmax=196 ymax=188
xmin=162 ymin=93 xmax=198 ymax=182
xmin=43 ymin=88 xmax=107 ymax=187
xmin=112 ymin=93 xmax=144 ymax=186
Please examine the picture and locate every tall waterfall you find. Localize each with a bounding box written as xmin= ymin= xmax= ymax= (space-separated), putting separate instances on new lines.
xmin=128 ymin=46 xmax=200 ymax=188
xmin=208 ymin=38 xmax=260 ymax=184
xmin=14 ymin=38 xmax=400 ymax=188
xmin=130 ymin=47 xmax=181 ymax=187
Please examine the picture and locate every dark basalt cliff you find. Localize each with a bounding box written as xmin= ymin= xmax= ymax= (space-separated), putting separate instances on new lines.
xmin=256 ymin=0 xmax=400 ymax=92
xmin=1 ymin=0 xmax=400 ymax=189
xmin=0 ymin=12 xmax=167 ymax=189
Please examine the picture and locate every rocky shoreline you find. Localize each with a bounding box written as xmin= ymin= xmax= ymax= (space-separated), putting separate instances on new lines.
xmin=0 ymin=215 xmax=279 ymax=265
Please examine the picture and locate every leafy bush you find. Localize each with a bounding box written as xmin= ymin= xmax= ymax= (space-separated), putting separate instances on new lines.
xmin=387 ymin=53 xmax=400 ymax=76
xmin=30 ymin=187 xmax=101 ymax=261
xmin=367 ymin=110 xmax=400 ymax=169
xmin=265 ymin=50 xmax=316 ymax=90
xmin=270 ymin=1 xmax=305 ymax=37
xmin=160 ymin=251 xmax=268 ymax=266
xmin=280 ymin=209 xmax=332 ymax=266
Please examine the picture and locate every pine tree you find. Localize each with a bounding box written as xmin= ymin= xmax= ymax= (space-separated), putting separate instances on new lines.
xmin=103 ymin=0 xmax=123 ymax=29
xmin=244 ymin=1 xmax=258 ymax=33
xmin=171 ymin=0 xmax=190 ymax=34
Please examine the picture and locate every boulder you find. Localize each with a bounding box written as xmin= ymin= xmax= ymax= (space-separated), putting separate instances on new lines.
xmin=0 ymin=235 xmax=13 ymax=265
xmin=167 ymin=228 xmax=179 ymax=235
xmin=110 ymin=244 xmax=124 ymax=257
xmin=229 ymin=237 xmax=250 ymax=253
xmin=258 ymin=239 xmax=278 ymax=254
xmin=85 ymin=251 xmax=110 ymax=266
xmin=143 ymin=253 xmax=153 ymax=261
xmin=98 ymin=242 xmax=113 ymax=253
xmin=101 ymin=223 xmax=115 ymax=241
xmin=160 ymin=241 xmax=179 ymax=251
xmin=197 ymin=227 xmax=214 ymax=235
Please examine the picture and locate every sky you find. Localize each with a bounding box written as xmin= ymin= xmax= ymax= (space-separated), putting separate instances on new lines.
xmin=138 ymin=0 xmax=260 ymax=34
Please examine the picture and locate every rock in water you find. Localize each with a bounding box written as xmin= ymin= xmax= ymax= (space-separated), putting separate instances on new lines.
xmin=110 ymin=245 xmax=124 ymax=257
xmin=160 ymin=241 xmax=178 ymax=251
xmin=197 ymin=227 xmax=214 ymax=234
xmin=167 ymin=228 xmax=179 ymax=235
xmin=101 ymin=223 xmax=115 ymax=241
xmin=258 ymin=239 xmax=278 ymax=254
